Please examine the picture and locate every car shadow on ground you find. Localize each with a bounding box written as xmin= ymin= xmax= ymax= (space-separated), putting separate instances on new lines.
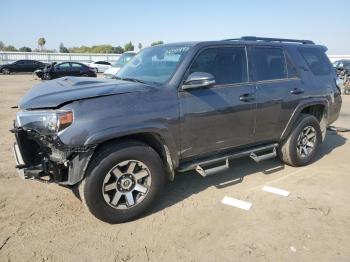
xmin=149 ymin=131 xmax=347 ymax=216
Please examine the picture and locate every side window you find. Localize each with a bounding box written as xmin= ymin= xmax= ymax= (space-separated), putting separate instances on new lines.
xmin=285 ymin=54 xmax=299 ymax=78
xmin=57 ymin=63 xmax=70 ymax=69
xmin=250 ymin=47 xmax=287 ymax=81
xmin=299 ymin=47 xmax=331 ymax=76
xmin=71 ymin=63 xmax=83 ymax=68
xmin=189 ymin=47 xmax=248 ymax=85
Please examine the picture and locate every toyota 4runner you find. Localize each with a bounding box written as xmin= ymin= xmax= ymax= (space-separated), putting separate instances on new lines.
xmin=12 ymin=37 xmax=342 ymax=223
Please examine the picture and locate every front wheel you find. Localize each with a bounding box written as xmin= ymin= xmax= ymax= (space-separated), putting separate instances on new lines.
xmin=279 ymin=114 xmax=322 ymax=166
xmin=1 ymin=68 xmax=10 ymax=74
xmin=79 ymin=141 xmax=165 ymax=223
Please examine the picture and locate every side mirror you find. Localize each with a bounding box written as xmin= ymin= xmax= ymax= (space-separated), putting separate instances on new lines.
xmin=182 ymin=72 xmax=215 ymax=90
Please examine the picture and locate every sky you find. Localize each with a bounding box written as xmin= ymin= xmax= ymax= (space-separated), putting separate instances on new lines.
xmin=1 ymin=0 xmax=349 ymax=54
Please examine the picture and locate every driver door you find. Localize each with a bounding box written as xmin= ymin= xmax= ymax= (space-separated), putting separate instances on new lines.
xmin=179 ymin=46 xmax=256 ymax=160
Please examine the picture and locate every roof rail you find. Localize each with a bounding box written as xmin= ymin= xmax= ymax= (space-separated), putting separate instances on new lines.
xmin=223 ymin=36 xmax=315 ymax=45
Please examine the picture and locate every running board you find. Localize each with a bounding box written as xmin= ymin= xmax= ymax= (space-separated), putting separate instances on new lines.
xmin=178 ymin=143 xmax=279 ymax=176
xmin=195 ymin=159 xmax=229 ymax=177
xmin=250 ymin=148 xmax=277 ymax=162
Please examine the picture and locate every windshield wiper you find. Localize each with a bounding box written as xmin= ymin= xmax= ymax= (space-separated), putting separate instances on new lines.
xmin=113 ymin=77 xmax=149 ymax=85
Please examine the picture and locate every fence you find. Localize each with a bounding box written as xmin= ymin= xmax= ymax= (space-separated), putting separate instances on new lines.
xmin=328 ymin=55 xmax=350 ymax=63
xmin=0 ymin=51 xmax=349 ymax=65
xmin=0 ymin=51 xmax=121 ymax=65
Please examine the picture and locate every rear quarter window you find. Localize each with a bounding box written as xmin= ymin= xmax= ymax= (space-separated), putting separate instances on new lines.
xmin=299 ymin=47 xmax=331 ymax=76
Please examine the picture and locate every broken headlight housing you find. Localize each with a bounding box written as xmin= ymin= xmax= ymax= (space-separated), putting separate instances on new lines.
xmin=16 ymin=110 xmax=73 ymax=135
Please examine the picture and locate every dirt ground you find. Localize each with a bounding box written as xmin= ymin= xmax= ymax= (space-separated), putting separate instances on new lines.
xmin=0 ymin=74 xmax=350 ymax=262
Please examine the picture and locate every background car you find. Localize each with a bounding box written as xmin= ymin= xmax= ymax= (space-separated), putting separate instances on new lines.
xmin=0 ymin=60 xmax=46 ymax=74
xmin=36 ymin=62 xmax=96 ymax=80
xmin=103 ymin=51 xmax=136 ymax=78
xmin=88 ymin=61 xmax=112 ymax=73
xmin=333 ymin=59 xmax=350 ymax=68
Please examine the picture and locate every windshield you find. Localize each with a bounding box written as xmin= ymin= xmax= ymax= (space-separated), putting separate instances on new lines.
xmin=113 ymin=53 xmax=135 ymax=67
xmin=116 ymin=45 xmax=191 ymax=84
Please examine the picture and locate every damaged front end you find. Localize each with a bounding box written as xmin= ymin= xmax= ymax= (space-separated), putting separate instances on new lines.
xmin=11 ymin=110 xmax=95 ymax=185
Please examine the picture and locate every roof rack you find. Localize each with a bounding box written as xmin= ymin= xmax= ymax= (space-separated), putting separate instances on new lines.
xmin=223 ymin=36 xmax=314 ymax=45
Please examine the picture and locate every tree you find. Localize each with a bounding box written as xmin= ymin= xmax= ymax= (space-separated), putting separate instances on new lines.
xmin=151 ymin=40 xmax=164 ymax=46
xmin=3 ymin=45 xmax=17 ymax=51
xmin=124 ymin=41 xmax=134 ymax=51
xmin=37 ymin=37 xmax=46 ymax=51
xmin=59 ymin=43 xmax=69 ymax=53
xmin=19 ymin=46 xmax=32 ymax=52
xmin=0 ymin=41 xmax=4 ymax=51
xmin=112 ymin=46 xmax=124 ymax=54
xmin=138 ymin=43 xmax=143 ymax=50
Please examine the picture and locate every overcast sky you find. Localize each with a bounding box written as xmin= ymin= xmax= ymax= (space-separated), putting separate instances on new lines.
xmin=1 ymin=0 xmax=349 ymax=54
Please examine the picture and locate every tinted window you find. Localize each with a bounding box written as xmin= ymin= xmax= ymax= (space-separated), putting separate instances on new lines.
xmin=299 ymin=48 xmax=331 ymax=76
xmin=56 ymin=63 xmax=70 ymax=69
xmin=250 ymin=47 xmax=287 ymax=81
xmin=71 ymin=63 xmax=83 ymax=68
xmin=285 ymin=54 xmax=299 ymax=78
xmin=189 ymin=47 xmax=248 ymax=85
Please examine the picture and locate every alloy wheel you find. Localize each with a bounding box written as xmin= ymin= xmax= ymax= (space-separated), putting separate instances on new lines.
xmin=102 ymin=160 xmax=151 ymax=210
xmin=296 ymin=126 xmax=317 ymax=158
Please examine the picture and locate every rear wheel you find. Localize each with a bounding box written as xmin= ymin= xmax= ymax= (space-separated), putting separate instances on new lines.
xmin=81 ymin=73 xmax=89 ymax=77
xmin=2 ymin=68 xmax=10 ymax=74
xmin=79 ymin=141 xmax=165 ymax=223
xmin=279 ymin=114 xmax=322 ymax=166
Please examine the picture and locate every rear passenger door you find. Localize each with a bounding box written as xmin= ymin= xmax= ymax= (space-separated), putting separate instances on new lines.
xmin=179 ymin=46 xmax=256 ymax=159
xmin=249 ymin=46 xmax=304 ymax=142
xmin=70 ymin=63 xmax=84 ymax=76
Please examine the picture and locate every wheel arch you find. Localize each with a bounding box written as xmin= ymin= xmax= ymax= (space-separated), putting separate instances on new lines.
xmin=87 ymin=131 xmax=178 ymax=181
xmin=281 ymin=99 xmax=329 ymax=141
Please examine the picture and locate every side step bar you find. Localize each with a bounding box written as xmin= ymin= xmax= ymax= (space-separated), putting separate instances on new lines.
xmin=178 ymin=143 xmax=278 ymax=177
xmin=250 ymin=148 xmax=277 ymax=163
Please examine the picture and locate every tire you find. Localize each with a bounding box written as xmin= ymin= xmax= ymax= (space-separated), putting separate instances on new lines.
xmin=279 ymin=114 xmax=322 ymax=167
xmin=79 ymin=141 xmax=165 ymax=223
xmin=2 ymin=68 xmax=10 ymax=74
xmin=43 ymin=73 xmax=51 ymax=80
xmin=81 ymin=74 xmax=89 ymax=77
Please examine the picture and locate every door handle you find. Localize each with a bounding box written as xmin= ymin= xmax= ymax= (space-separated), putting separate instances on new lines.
xmin=290 ymin=88 xmax=304 ymax=95
xmin=240 ymin=93 xmax=255 ymax=102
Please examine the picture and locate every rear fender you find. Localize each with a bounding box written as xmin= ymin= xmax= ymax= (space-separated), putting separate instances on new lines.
xmin=281 ymin=98 xmax=329 ymax=141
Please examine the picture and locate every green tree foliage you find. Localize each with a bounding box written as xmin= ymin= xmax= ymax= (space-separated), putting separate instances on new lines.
xmin=19 ymin=46 xmax=32 ymax=52
xmin=37 ymin=37 xmax=46 ymax=50
xmin=3 ymin=45 xmax=17 ymax=51
xmin=151 ymin=40 xmax=164 ymax=46
xmin=112 ymin=46 xmax=124 ymax=54
xmin=124 ymin=41 xmax=134 ymax=52
xmin=0 ymin=41 xmax=4 ymax=51
xmin=69 ymin=44 xmax=115 ymax=53
xmin=59 ymin=43 xmax=69 ymax=53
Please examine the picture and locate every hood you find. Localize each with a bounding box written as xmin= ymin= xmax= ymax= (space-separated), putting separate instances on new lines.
xmin=104 ymin=67 xmax=120 ymax=75
xmin=20 ymin=77 xmax=148 ymax=109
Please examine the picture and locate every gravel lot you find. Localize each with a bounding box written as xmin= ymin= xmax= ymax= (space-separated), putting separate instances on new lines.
xmin=0 ymin=75 xmax=350 ymax=262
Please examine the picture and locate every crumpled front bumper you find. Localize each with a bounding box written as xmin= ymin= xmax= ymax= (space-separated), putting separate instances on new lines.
xmin=11 ymin=126 xmax=96 ymax=185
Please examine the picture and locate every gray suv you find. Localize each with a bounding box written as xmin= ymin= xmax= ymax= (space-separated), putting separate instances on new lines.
xmin=12 ymin=37 xmax=342 ymax=223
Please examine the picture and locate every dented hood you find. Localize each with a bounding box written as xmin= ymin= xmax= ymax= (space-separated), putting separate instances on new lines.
xmin=19 ymin=77 xmax=148 ymax=109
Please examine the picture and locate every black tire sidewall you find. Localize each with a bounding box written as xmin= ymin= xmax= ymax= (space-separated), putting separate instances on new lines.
xmin=2 ymin=68 xmax=10 ymax=74
xmin=82 ymin=143 xmax=165 ymax=223
xmin=287 ymin=115 xmax=322 ymax=166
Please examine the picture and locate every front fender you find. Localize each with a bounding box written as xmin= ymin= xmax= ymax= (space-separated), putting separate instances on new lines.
xmin=84 ymin=123 xmax=179 ymax=169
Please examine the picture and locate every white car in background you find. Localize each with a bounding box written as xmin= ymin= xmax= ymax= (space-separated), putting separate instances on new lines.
xmin=88 ymin=61 xmax=112 ymax=73
xmin=103 ymin=51 xmax=137 ymax=78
